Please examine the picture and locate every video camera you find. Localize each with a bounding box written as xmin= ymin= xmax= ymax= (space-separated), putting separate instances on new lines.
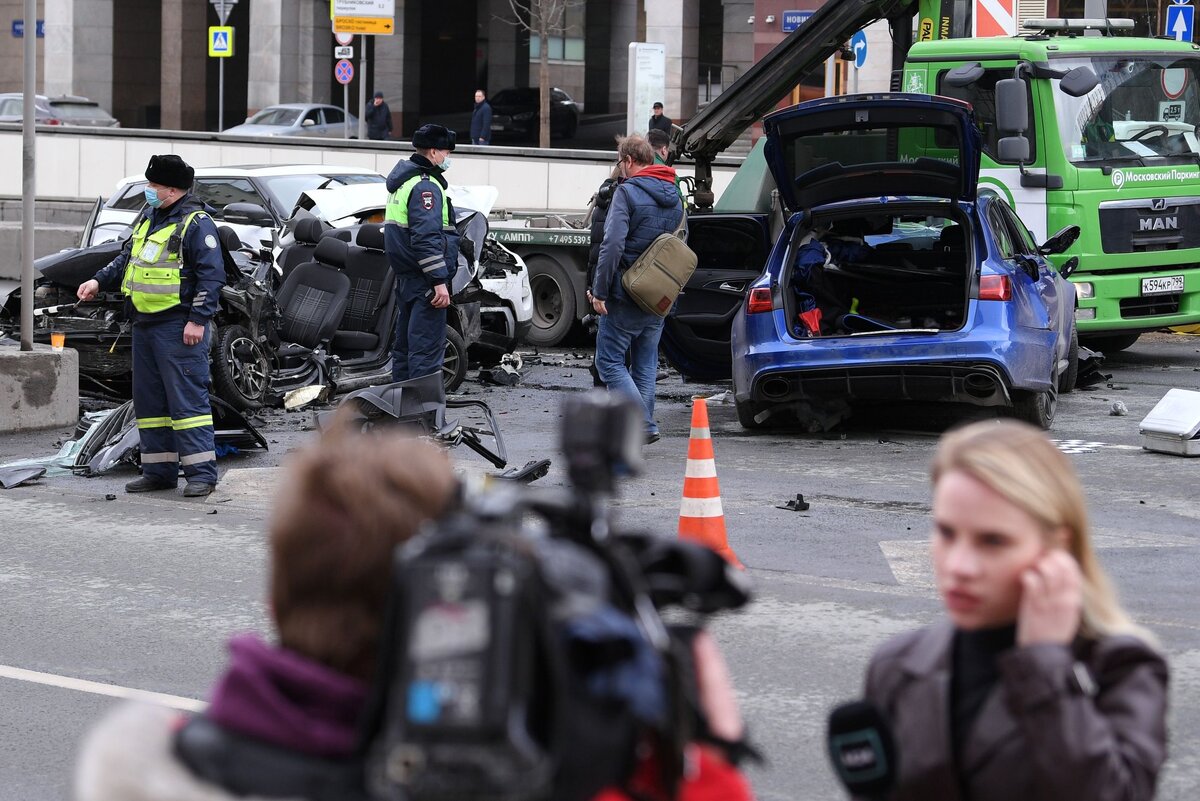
xmin=362 ymin=391 xmax=753 ymax=801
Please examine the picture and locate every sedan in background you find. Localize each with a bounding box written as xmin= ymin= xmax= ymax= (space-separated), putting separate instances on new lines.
xmin=222 ymin=103 xmax=360 ymax=138
xmin=489 ymin=87 xmax=580 ymax=140
xmin=0 ymin=94 xmax=120 ymax=127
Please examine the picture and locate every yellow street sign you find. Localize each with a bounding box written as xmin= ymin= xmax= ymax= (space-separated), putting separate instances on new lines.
xmin=332 ymin=15 xmax=394 ymax=34
xmin=208 ymin=26 xmax=234 ymax=57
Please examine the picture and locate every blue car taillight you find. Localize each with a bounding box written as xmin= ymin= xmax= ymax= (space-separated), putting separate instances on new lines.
xmin=746 ymin=287 xmax=773 ymax=314
xmin=979 ymin=275 xmax=1011 ymax=302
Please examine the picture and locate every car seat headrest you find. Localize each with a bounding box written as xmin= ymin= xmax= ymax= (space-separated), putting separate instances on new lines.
xmin=938 ymin=224 xmax=965 ymax=251
xmin=314 ymin=235 xmax=349 ymax=268
xmin=356 ymin=224 xmax=385 ymax=251
xmin=216 ymin=226 xmax=243 ymax=253
xmin=293 ymin=216 xmax=327 ymax=245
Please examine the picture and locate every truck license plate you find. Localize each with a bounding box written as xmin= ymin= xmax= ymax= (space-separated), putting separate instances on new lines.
xmin=1141 ymin=275 xmax=1184 ymax=296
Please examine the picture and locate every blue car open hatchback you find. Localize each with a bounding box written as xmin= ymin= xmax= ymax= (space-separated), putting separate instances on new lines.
xmin=730 ymin=93 xmax=1079 ymax=430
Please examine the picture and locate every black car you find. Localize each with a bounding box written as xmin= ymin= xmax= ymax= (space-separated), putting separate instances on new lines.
xmin=489 ymin=87 xmax=579 ymax=141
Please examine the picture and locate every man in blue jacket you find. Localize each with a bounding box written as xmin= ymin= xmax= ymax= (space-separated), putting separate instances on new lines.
xmin=470 ymin=89 xmax=492 ymax=145
xmin=76 ymin=155 xmax=226 ymax=496
xmin=590 ymin=135 xmax=684 ymax=444
xmin=384 ymin=123 xmax=459 ymax=382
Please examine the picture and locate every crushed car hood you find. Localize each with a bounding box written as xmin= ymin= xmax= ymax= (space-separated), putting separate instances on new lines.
xmin=763 ymin=94 xmax=982 ymax=212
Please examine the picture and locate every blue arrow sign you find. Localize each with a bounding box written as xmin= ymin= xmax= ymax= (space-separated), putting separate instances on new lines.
xmin=1166 ymin=2 xmax=1193 ymax=41
xmin=851 ymin=30 xmax=868 ymax=69
xmin=782 ymin=10 xmax=813 ymax=33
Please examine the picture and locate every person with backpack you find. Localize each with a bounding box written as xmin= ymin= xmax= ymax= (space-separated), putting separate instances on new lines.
xmin=590 ymin=135 xmax=685 ymax=445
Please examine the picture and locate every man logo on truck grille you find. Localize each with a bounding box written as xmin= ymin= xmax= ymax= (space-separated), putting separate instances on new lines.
xmin=1140 ymin=216 xmax=1178 ymax=231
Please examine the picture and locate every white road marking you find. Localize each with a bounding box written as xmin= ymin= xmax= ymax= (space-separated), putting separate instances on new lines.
xmin=0 ymin=664 xmax=206 ymax=712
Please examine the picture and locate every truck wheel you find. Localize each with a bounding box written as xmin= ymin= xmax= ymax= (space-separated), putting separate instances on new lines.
xmin=443 ymin=327 xmax=467 ymax=393
xmin=1058 ymin=324 xmax=1079 ymax=394
xmin=211 ymin=324 xmax=270 ymax=411
xmin=1081 ymin=332 xmax=1140 ymax=354
xmin=525 ymin=255 xmax=577 ymax=347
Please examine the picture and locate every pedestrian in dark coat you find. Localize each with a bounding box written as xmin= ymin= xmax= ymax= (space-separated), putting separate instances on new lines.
xmin=590 ymin=135 xmax=684 ymax=443
xmin=76 ymin=155 xmax=225 ymax=497
xmin=861 ymin=420 xmax=1168 ymax=801
xmin=365 ymin=91 xmax=393 ymax=141
xmin=470 ymin=89 xmax=493 ymax=145
xmin=648 ymin=101 xmax=671 ymax=134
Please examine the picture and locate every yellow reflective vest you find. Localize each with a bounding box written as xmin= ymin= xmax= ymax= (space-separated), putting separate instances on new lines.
xmin=121 ymin=211 xmax=205 ymax=314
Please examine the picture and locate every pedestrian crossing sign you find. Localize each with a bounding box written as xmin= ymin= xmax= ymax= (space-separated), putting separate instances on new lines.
xmin=208 ymin=26 xmax=234 ymax=58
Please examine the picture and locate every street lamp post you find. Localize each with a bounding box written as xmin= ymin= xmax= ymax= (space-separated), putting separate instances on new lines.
xmin=20 ymin=0 xmax=35 ymax=351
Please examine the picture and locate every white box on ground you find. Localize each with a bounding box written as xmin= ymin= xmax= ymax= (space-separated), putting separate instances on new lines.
xmin=1139 ymin=388 xmax=1200 ymax=456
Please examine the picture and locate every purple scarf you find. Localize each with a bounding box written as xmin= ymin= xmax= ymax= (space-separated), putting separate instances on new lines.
xmin=206 ymin=634 xmax=368 ymax=758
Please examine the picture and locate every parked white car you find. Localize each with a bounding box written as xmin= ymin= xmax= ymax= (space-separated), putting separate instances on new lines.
xmin=83 ymin=164 xmax=385 ymax=248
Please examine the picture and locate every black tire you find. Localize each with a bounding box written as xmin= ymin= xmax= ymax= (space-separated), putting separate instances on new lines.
xmin=736 ymin=399 xmax=768 ymax=430
xmin=443 ymin=326 xmax=467 ymax=393
xmin=211 ymin=323 xmax=270 ymax=411
xmin=524 ymin=255 xmax=577 ymax=347
xmin=1012 ymin=364 xmax=1058 ymax=430
xmin=1081 ymin=332 xmax=1140 ymax=354
xmin=1058 ymin=323 xmax=1079 ymax=394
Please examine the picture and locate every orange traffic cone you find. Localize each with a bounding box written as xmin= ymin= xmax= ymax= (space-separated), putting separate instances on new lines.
xmin=678 ymin=396 xmax=744 ymax=569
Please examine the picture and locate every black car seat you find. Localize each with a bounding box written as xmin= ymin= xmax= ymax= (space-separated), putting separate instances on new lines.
xmin=278 ymin=217 xmax=330 ymax=280
xmin=331 ymin=224 xmax=396 ymax=355
xmin=274 ymin=236 xmax=351 ymax=351
xmin=216 ymin=225 xmax=244 ymax=254
xmin=935 ymin=224 xmax=968 ymax=275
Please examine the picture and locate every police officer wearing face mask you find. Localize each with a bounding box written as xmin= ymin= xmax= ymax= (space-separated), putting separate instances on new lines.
xmin=77 ymin=155 xmax=225 ymax=497
xmin=384 ymin=123 xmax=460 ymax=382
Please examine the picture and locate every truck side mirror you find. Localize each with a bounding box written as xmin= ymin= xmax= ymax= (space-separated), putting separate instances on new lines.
xmin=1059 ymin=67 xmax=1099 ymax=98
xmin=998 ymin=136 xmax=1030 ymax=163
xmin=996 ymin=78 xmax=1028 ymax=134
xmin=1040 ymin=225 xmax=1081 ymax=255
xmin=944 ymin=63 xmax=985 ymax=87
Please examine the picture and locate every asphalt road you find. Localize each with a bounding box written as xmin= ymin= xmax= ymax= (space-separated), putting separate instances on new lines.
xmin=2 ymin=331 xmax=1199 ymax=800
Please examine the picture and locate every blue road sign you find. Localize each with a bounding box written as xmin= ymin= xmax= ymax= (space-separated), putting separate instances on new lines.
xmin=11 ymin=19 xmax=45 ymax=38
xmin=1166 ymin=2 xmax=1194 ymax=42
xmin=851 ymin=30 xmax=868 ymax=69
xmin=782 ymin=10 xmax=813 ymax=33
xmin=335 ymin=58 xmax=355 ymax=85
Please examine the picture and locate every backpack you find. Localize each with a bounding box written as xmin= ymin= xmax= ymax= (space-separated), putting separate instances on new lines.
xmin=620 ymin=209 xmax=696 ymax=317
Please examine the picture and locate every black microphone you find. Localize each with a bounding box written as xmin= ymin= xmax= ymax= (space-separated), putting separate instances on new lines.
xmin=826 ymin=700 xmax=897 ymax=800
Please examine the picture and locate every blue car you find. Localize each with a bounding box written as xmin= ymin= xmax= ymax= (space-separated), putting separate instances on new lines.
xmin=729 ymin=94 xmax=1079 ymax=430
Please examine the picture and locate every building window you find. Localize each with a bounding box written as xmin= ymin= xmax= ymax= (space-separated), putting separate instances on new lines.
xmin=528 ymin=5 xmax=585 ymax=63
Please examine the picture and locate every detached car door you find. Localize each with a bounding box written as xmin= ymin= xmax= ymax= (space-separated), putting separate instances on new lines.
xmin=660 ymin=213 xmax=770 ymax=381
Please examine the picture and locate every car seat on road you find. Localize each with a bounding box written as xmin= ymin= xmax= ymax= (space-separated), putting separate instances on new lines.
xmin=331 ymin=224 xmax=396 ymax=356
xmin=275 ymin=236 xmax=351 ymax=352
xmin=278 ymin=217 xmax=331 ymax=280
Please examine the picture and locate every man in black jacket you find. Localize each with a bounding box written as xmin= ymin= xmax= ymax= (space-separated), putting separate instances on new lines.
xmin=366 ymin=91 xmax=393 ymax=141
xmin=648 ymin=102 xmax=671 ymax=134
xmin=470 ymin=89 xmax=492 ymax=145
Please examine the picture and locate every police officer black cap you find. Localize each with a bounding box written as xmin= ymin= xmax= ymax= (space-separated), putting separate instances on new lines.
xmin=145 ymin=154 xmax=194 ymax=190
xmin=412 ymin=124 xmax=456 ymax=151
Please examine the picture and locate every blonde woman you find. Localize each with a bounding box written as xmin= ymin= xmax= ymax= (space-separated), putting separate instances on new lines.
xmin=862 ymin=420 xmax=1168 ymax=801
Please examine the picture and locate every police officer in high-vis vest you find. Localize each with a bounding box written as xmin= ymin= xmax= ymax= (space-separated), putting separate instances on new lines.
xmin=384 ymin=123 xmax=459 ymax=382
xmin=77 ymin=155 xmax=225 ymax=497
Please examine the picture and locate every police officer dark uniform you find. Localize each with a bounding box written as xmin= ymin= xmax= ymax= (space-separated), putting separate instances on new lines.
xmin=384 ymin=123 xmax=459 ymax=382
xmin=77 ymin=155 xmax=225 ymax=497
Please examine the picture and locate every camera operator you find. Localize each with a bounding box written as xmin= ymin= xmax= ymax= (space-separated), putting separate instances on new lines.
xmin=74 ymin=423 xmax=458 ymax=801
xmin=73 ymin=417 xmax=755 ymax=801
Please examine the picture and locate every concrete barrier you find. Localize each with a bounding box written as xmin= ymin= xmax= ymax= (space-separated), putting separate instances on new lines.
xmin=0 ymin=224 xmax=83 ymax=281
xmin=0 ymin=125 xmax=741 ymax=213
xmin=0 ymin=346 xmax=79 ymax=432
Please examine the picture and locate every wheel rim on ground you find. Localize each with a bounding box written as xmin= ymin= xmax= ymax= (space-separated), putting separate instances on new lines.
xmin=227 ymin=335 xmax=269 ymax=401
xmin=443 ymin=339 xmax=460 ymax=384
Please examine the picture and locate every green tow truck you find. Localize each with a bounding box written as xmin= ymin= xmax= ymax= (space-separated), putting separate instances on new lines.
xmin=495 ymin=0 xmax=1200 ymax=357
